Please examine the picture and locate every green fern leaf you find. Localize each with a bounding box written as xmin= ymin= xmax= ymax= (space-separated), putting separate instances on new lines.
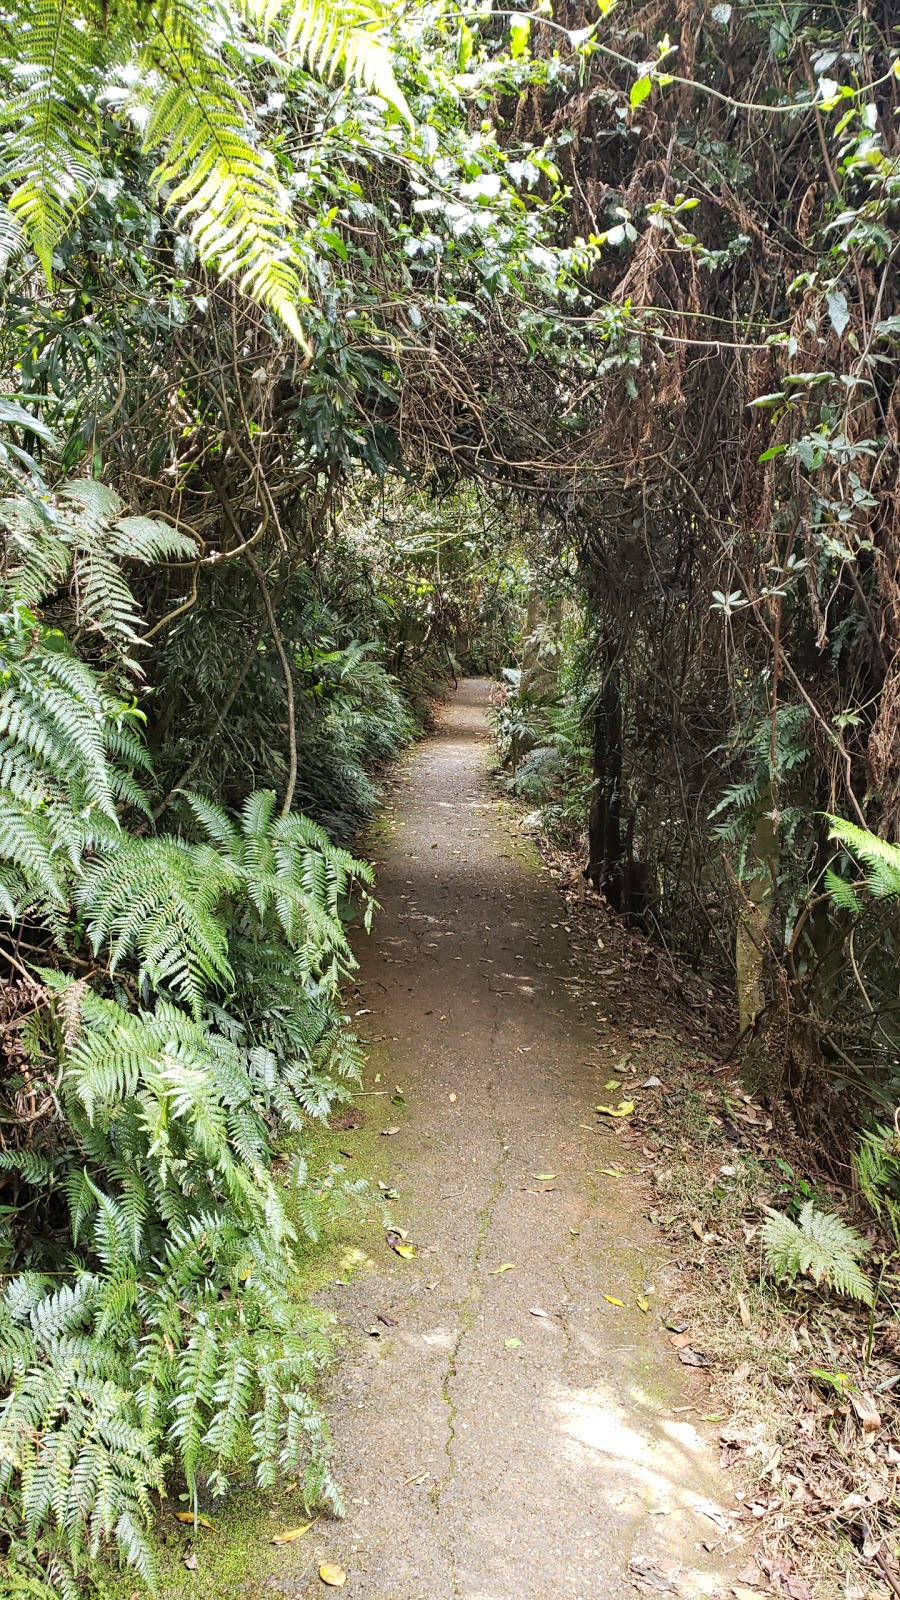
xmin=762 ymin=1201 xmax=873 ymax=1305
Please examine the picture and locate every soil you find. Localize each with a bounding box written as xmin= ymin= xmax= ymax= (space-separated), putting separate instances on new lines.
xmin=290 ymin=680 xmax=745 ymax=1598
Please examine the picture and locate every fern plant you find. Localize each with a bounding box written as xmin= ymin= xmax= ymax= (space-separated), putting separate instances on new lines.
xmin=826 ymin=815 xmax=900 ymax=909
xmin=0 ymin=0 xmax=411 ymax=347
xmin=854 ymin=1123 xmax=900 ymax=1250
xmin=761 ymin=1201 xmax=874 ymax=1305
xmin=0 ymin=470 xmax=373 ymax=1590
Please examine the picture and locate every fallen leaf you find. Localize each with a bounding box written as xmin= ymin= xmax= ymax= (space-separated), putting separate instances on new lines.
xmin=504 ymin=1337 xmax=522 ymax=1349
xmin=691 ymin=1219 xmax=705 ymax=1239
xmin=533 ymin=1173 xmax=556 ymax=1181
xmin=693 ymin=1498 xmax=732 ymax=1531
xmin=597 ymin=1167 xmax=622 ymax=1177
xmin=603 ymin=1295 xmax=626 ymax=1307
xmin=738 ymin=1293 xmax=751 ymax=1329
xmin=783 ymin=1581 xmax=812 ymax=1600
xmin=381 ymin=1126 xmax=400 ymax=1136
xmin=596 ymin=1100 xmax=635 ymax=1117
xmin=183 ymin=1550 xmax=199 ymax=1570
xmin=641 ymin=1075 xmax=663 ymax=1088
xmin=489 ymin=1263 xmax=515 ymax=1275
xmin=272 ymin=1523 xmax=314 ymax=1544
xmin=670 ymin=1330 xmax=693 ymax=1349
xmin=393 ymin=1242 xmax=415 ymax=1259
xmin=174 ymin=1512 xmax=214 ymax=1529
xmin=637 ymin=1296 xmax=650 ymax=1313
xmin=530 ymin=1306 xmax=550 ymax=1317
xmin=678 ymin=1348 xmax=711 ymax=1366
xmin=848 ymin=1389 xmax=881 ymax=1433
xmin=628 ymin=1558 xmax=677 ymax=1593
xmin=319 ymin=1564 xmax=347 ymax=1587
xmin=449 ymin=1093 xmax=457 ymax=1102
xmin=603 ymin=1079 xmax=621 ymax=1090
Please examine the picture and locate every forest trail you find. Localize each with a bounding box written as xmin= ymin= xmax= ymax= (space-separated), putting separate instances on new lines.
xmin=316 ymin=680 xmax=741 ymax=1600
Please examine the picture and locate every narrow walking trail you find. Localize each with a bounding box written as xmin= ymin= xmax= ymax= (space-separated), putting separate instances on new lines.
xmin=318 ymin=681 xmax=739 ymax=1600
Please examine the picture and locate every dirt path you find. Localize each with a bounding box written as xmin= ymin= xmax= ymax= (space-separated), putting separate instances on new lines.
xmin=317 ymin=680 xmax=741 ymax=1599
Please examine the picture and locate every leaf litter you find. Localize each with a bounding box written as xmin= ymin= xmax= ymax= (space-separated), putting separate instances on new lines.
xmin=529 ymin=828 xmax=900 ymax=1595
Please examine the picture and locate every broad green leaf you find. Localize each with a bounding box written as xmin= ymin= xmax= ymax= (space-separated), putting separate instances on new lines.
xmin=509 ymin=16 xmax=530 ymax=57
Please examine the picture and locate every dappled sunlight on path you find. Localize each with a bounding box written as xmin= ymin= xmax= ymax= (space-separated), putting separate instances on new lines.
xmin=303 ymin=680 xmax=741 ymax=1600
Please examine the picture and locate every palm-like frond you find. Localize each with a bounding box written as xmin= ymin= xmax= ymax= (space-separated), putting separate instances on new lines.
xmin=2 ymin=0 xmax=411 ymax=342
xmin=244 ymin=0 xmax=412 ymax=123
xmin=0 ymin=2 xmax=105 ymax=278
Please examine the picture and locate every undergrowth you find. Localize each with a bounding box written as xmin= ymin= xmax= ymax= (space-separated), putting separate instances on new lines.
xmin=0 ymin=482 xmax=382 ymax=1594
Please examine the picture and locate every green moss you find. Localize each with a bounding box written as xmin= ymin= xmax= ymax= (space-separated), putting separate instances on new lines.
xmin=99 ymin=1487 xmax=337 ymax=1600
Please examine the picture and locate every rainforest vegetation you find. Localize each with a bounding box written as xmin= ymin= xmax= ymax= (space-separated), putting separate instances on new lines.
xmin=1 ymin=0 xmax=900 ymax=1591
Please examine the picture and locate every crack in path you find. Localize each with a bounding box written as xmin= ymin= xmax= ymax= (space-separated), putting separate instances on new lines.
xmin=316 ymin=680 xmax=741 ymax=1600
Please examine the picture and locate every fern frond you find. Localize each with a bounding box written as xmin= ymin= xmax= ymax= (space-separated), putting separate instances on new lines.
xmin=762 ymin=1201 xmax=873 ymax=1305
xmin=243 ymin=0 xmax=412 ymax=124
xmin=0 ymin=2 xmax=105 ymax=279
xmin=827 ymin=815 xmax=900 ymax=901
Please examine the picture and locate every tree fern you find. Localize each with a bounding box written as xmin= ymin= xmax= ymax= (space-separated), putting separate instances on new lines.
xmin=761 ymin=1201 xmax=874 ymax=1305
xmin=0 ymin=2 xmax=103 ymax=280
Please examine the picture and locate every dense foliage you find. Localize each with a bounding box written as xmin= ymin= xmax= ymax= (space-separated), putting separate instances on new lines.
xmin=3 ymin=0 xmax=900 ymax=1589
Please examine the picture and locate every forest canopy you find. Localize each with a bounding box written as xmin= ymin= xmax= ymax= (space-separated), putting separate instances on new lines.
xmin=2 ymin=0 xmax=900 ymax=1591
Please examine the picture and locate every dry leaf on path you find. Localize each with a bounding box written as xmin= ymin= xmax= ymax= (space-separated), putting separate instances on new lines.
xmin=272 ymin=1523 xmax=314 ymax=1544
xmin=677 ymin=1348 xmax=710 ymax=1366
xmin=381 ymin=1127 xmax=400 ymax=1136
xmin=533 ymin=1173 xmax=556 ymax=1180
xmin=183 ymin=1551 xmax=199 ymax=1570
xmin=603 ymin=1295 xmax=625 ymax=1307
xmin=530 ymin=1306 xmax=550 ymax=1317
xmin=596 ymin=1100 xmax=635 ymax=1117
xmin=669 ymin=1331 xmax=693 ymax=1348
xmin=628 ymin=1558 xmax=678 ymax=1593
xmin=174 ymin=1512 xmax=213 ymax=1529
xmin=489 ymin=1263 xmax=515 ymax=1275
xmin=319 ymin=1564 xmax=347 ymax=1587
xmin=636 ymin=1296 xmax=650 ymax=1313
xmin=738 ymin=1293 xmax=751 ymax=1328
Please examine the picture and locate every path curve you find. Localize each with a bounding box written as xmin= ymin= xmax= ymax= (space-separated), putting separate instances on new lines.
xmin=320 ymin=680 xmax=739 ymax=1600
